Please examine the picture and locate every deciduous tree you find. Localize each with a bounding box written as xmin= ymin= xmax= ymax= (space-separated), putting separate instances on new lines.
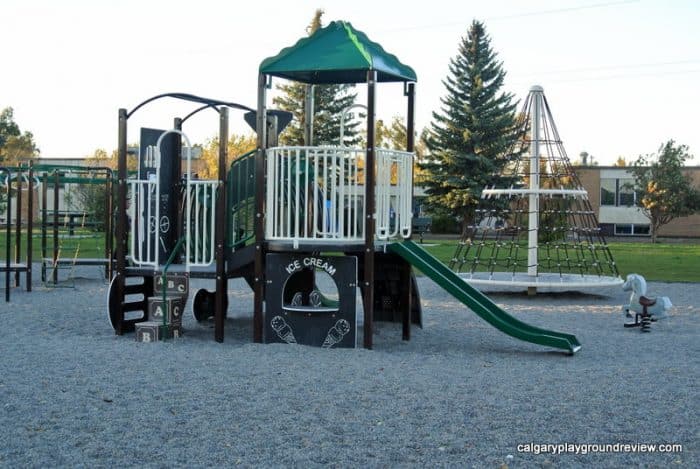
xmin=629 ymin=140 xmax=700 ymax=242
xmin=197 ymin=134 xmax=256 ymax=179
xmin=0 ymin=107 xmax=39 ymax=165
xmin=376 ymin=116 xmax=429 ymax=183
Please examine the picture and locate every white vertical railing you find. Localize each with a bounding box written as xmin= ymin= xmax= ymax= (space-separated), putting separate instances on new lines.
xmin=265 ymin=146 xmax=413 ymax=244
xmin=128 ymin=131 xmax=218 ymax=269
xmin=184 ymin=179 xmax=218 ymax=267
xmin=129 ymin=144 xmax=160 ymax=268
xmin=180 ymin=140 xmax=217 ymax=269
xmin=129 ymin=177 xmax=159 ymax=267
xmin=375 ymin=148 xmax=413 ymax=240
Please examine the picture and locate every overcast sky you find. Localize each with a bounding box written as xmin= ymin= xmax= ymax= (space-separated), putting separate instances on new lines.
xmin=2 ymin=0 xmax=698 ymax=165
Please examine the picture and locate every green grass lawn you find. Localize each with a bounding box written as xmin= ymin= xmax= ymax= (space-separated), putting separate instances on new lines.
xmin=417 ymin=238 xmax=700 ymax=283
xmin=0 ymin=229 xmax=109 ymax=260
xmin=2 ymin=229 xmax=698 ymax=282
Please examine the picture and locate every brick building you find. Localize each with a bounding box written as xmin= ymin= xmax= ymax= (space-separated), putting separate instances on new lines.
xmin=576 ymin=166 xmax=700 ymax=238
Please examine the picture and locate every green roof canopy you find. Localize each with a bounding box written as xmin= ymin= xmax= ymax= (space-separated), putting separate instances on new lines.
xmin=259 ymin=21 xmax=417 ymax=84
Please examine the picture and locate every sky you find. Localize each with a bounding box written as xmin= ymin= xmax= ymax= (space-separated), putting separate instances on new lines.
xmin=1 ymin=0 xmax=699 ymax=166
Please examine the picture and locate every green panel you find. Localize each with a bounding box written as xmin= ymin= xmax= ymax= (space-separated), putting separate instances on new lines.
xmin=260 ymin=21 xmax=416 ymax=84
xmin=226 ymin=151 xmax=256 ymax=249
xmin=388 ymin=240 xmax=581 ymax=354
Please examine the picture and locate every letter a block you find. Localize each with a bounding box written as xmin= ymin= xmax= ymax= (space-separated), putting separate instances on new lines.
xmin=148 ymin=297 xmax=186 ymax=325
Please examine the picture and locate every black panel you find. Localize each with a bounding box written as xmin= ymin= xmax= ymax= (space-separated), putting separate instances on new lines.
xmin=358 ymin=252 xmax=422 ymax=327
xmin=265 ymin=253 xmax=357 ymax=348
xmin=139 ymin=128 xmax=180 ymax=263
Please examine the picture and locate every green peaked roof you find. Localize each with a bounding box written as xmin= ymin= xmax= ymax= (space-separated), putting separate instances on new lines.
xmin=259 ymin=21 xmax=417 ymax=84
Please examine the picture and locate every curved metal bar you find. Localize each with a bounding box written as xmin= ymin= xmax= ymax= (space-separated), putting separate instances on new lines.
xmin=126 ymin=92 xmax=253 ymax=119
xmin=180 ymin=103 xmax=220 ymax=124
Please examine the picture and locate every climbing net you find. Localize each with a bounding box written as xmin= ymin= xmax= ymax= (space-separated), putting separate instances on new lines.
xmin=450 ymin=87 xmax=621 ymax=288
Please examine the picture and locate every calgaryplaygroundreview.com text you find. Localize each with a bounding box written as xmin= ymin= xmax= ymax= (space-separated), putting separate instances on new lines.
xmin=517 ymin=442 xmax=683 ymax=455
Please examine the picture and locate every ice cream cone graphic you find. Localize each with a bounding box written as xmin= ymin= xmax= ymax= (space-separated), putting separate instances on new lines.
xmin=271 ymin=316 xmax=297 ymax=344
xmin=322 ymin=319 xmax=350 ymax=348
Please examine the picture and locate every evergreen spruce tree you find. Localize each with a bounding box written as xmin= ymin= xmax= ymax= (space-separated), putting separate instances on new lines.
xmin=421 ymin=20 xmax=520 ymax=234
xmin=273 ymin=9 xmax=360 ymax=146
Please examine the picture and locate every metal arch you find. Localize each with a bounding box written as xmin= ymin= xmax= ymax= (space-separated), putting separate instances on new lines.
xmin=125 ymin=92 xmax=253 ymax=119
xmin=180 ymin=104 xmax=220 ymax=124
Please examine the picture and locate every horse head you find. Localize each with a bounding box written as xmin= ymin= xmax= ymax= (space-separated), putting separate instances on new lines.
xmin=622 ymin=273 xmax=647 ymax=296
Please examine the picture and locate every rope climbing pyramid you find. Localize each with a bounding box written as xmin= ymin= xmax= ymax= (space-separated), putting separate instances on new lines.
xmin=451 ymin=85 xmax=623 ymax=290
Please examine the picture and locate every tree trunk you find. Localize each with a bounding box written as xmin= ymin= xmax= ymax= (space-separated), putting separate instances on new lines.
xmin=650 ymin=219 xmax=658 ymax=243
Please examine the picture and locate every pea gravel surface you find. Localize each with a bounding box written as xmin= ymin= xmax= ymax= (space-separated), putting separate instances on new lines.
xmin=1 ymin=266 xmax=697 ymax=468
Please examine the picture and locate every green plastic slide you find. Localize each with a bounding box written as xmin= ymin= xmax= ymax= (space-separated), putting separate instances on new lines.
xmin=388 ymin=240 xmax=581 ymax=354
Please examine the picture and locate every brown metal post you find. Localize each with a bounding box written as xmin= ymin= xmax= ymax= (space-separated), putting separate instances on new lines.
xmin=14 ymin=171 xmax=22 ymax=287
xmin=115 ymin=108 xmax=128 ymax=335
xmin=402 ymin=82 xmax=416 ymax=341
xmin=4 ymin=171 xmax=10 ymax=301
xmin=104 ymin=169 xmax=113 ymax=279
xmin=41 ymin=172 xmax=47 ymax=282
xmin=52 ymin=171 xmax=59 ymax=285
xmin=363 ymin=70 xmax=377 ymax=349
xmin=27 ymin=162 xmax=34 ymax=291
xmin=214 ymin=108 xmax=229 ymax=343
xmin=253 ymin=74 xmax=268 ymax=343
xmin=406 ymin=83 xmax=416 ymax=155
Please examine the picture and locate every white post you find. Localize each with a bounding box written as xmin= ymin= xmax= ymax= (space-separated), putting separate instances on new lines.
xmin=528 ymin=86 xmax=543 ymax=278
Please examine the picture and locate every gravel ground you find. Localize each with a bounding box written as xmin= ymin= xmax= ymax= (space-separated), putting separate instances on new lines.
xmin=1 ymin=265 xmax=698 ymax=468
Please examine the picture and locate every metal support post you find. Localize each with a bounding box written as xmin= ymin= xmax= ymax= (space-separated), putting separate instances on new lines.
xmin=253 ymin=74 xmax=268 ymax=343
xmin=363 ymin=70 xmax=377 ymax=349
xmin=214 ymin=108 xmax=229 ymax=342
xmin=115 ymin=108 xmax=128 ymax=334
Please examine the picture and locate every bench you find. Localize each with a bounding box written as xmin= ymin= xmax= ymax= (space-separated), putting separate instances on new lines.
xmin=43 ymin=211 xmax=104 ymax=236
xmin=412 ymin=217 xmax=432 ymax=243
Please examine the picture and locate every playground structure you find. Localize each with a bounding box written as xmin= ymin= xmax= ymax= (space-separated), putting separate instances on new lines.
xmin=1 ymin=163 xmax=116 ymax=300
xmin=39 ymin=165 xmax=114 ymax=286
xmin=451 ymin=86 xmax=623 ymax=292
xmin=1 ymin=166 xmax=34 ymax=301
xmin=106 ymin=21 xmax=581 ymax=353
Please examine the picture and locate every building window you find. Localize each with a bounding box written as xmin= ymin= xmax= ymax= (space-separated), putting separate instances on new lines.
xmin=614 ymin=224 xmax=650 ymax=236
xmin=618 ymin=178 xmax=636 ymax=206
xmin=601 ymin=178 xmax=638 ymax=207
xmin=614 ymin=224 xmax=632 ymax=235
xmin=600 ymin=178 xmax=616 ymax=205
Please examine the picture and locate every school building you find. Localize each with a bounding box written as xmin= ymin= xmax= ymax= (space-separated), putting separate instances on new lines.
xmin=576 ymin=166 xmax=700 ymax=238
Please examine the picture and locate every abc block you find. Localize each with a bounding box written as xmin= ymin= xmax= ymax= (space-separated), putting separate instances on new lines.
xmin=135 ymin=321 xmax=183 ymax=342
xmin=154 ymin=274 xmax=189 ymax=298
xmin=148 ymin=297 xmax=186 ymax=325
